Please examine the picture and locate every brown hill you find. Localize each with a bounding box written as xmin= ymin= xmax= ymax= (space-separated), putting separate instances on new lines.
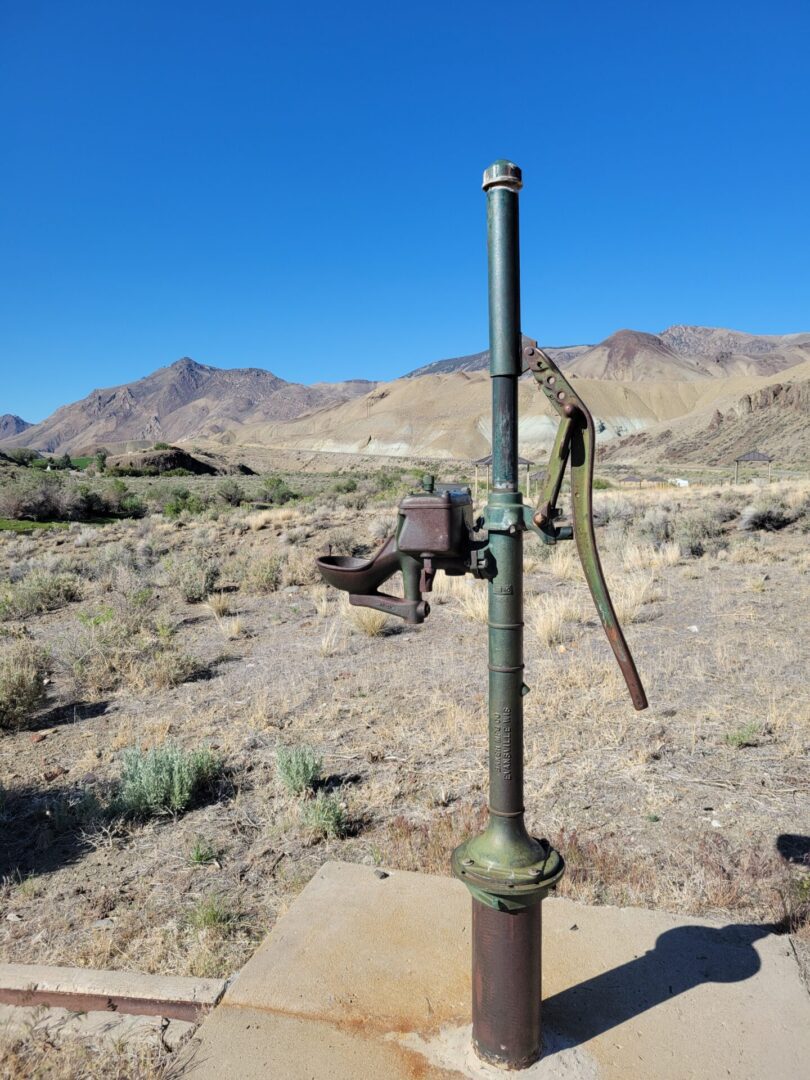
xmin=0 ymin=415 xmax=32 ymax=439
xmin=567 ymin=330 xmax=710 ymax=380
xmin=660 ymin=325 xmax=810 ymax=377
xmin=598 ymin=362 xmax=810 ymax=465
xmin=406 ymin=326 xmax=810 ymax=382
xmin=2 ymin=359 xmax=375 ymax=455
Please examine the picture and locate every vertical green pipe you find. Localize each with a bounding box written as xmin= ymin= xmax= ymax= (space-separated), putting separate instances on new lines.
xmin=484 ymin=159 xmax=524 ymax=821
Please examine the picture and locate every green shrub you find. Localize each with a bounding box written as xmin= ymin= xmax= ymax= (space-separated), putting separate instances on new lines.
xmin=153 ymin=442 xmax=171 ymax=450
xmin=593 ymin=477 xmax=614 ymax=490
xmin=114 ymin=743 xmax=222 ymax=818
xmin=0 ymin=571 xmax=81 ymax=620
xmin=161 ymin=486 xmax=207 ymax=517
xmin=333 ymin=478 xmax=357 ymax=493
xmin=724 ymin=722 xmax=760 ymax=749
xmin=300 ymin=791 xmax=348 ymax=838
xmin=166 ymin=556 xmax=221 ymax=602
xmin=6 ymin=448 xmax=40 ymax=466
xmin=258 ymin=474 xmax=297 ymax=505
xmin=217 ymin=478 xmax=245 ymax=506
xmin=277 ymin=745 xmax=322 ymax=795
xmin=0 ymin=641 xmax=48 ymax=730
xmin=189 ymin=837 xmax=219 ymax=865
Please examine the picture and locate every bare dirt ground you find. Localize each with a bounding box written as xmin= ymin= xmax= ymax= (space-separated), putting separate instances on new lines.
xmin=0 ymin=462 xmax=808 ymax=1076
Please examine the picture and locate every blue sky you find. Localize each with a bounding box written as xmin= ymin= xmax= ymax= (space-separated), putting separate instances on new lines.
xmin=2 ymin=1 xmax=808 ymax=421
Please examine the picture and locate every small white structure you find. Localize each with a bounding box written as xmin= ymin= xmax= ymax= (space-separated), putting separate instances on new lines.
xmin=669 ymin=477 xmax=690 ymax=488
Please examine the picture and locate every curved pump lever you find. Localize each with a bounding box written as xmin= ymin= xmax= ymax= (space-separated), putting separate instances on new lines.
xmin=522 ymin=340 xmax=649 ymax=711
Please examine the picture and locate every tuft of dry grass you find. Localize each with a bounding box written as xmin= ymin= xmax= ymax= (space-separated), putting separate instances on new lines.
xmin=622 ymin=541 xmax=681 ymax=571
xmin=349 ymin=605 xmax=390 ymax=637
xmin=546 ymin=544 xmax=579 ymax=580
xmin=204 ymin=591 xmax=231 ymax=617
xmin=312 ymin=585 xmax=330 ymax=618
xmin=526 ymin=591 xmax=581 ymax=646
xmin=214 ymin=614 xmax=245 ymax=640
xmin=611 ymin=573 xmax=656 ymax=624
xmin=319 ymin=620 xmax=347 ymax=656
xmin=455 ymin=580 xmax=489 ymax=623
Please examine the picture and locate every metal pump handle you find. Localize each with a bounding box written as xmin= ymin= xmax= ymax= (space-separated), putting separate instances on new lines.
xmin=522 ymin=340 xmax=648 ymax=711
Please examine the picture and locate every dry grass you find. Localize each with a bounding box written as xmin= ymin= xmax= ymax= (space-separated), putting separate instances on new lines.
xmin=213 ymin=614 xmax=244 ymax=640
xmin=0 ymin=1032 xmax=170 ymax=1079
xmin=611 ymin=573 xmax=656 ymax=624
xmin=526 ymin=591 xmax=581 ymax=645
xmin=319 ymin=619 xmax=348 ymax=656
xmin=204 ymin=591 xmax=231 ymax=617
xmin=622 ymin=541 xmax=681 ymax=571
xmin=349 ymin=605 xmax=390 ymax=637
xmin=546 ymin=543 xmax=579 ymax=580
xmin=312 ymin=585 xmax=330 ymax=617
xmin=454 ymin=579 xmax=489 ymax=623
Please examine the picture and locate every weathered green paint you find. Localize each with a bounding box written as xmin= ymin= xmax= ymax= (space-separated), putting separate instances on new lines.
xmin=452 ymin=167 xmax=563 ymax=917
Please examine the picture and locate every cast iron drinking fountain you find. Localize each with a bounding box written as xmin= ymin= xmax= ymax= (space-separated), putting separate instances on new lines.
xmin=317 ymin=160 xmax=648 ymax=1070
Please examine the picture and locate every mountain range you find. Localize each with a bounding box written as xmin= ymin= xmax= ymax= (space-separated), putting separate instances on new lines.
xmin=2 ymin=326 xmax=808 ymax=464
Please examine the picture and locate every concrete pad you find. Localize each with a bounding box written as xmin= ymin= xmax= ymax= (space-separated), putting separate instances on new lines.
xmin=181 ymin=861 xmax=810 ymax=1079
xmin=0 ymin=963 xmax=225 ymax=1021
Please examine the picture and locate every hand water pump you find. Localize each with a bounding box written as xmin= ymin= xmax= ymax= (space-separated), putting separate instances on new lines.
xmin=317 ymin=160 xmax=648 ymax=1069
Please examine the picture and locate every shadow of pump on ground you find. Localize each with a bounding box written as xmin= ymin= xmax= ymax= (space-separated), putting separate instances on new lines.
xmin=544 ymin=920 xmax=769 ymax=1053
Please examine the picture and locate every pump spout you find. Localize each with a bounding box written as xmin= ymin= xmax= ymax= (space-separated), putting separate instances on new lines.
xmin=317 ymin=535 xmax=429 ymax=624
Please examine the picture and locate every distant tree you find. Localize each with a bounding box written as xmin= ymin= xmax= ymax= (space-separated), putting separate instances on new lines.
xmin=94 ymin=448 xmax=109 ymax=472
xmin=57 ymin=452 xmax=73 ymax=470
xmin=7 ymin=448 xmax=39 ymax=466
xmin=153 ymin=442 xmax=171 ymax=451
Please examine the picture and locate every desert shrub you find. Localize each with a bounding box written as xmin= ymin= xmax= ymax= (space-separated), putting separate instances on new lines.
xmin=339 ymin=491 xmax=368 ymax=511
xmin=594 ymin=495 xmax=635 ymax=529
xmin=60 ymin=606 xmax=199 ymax=696
xmin=0 ymin=471 xmax=143 ymax=523
xmin=739 ymin=501 xmax=795 ymax=533
xmin=300 ymin=791 xmax=348 ymax=838
xmin=593 ymin=477 xmax=614 ymax=490
xmin=672 ymin=507 xmax=725 ymax=557
xmin=0 ymin=641 xmax=48 ymax=729
xmin=277 ymin=745 xmax=322 ymax=795
xmin=216 ymin=478 xmax=245 ymax=506
xmin=0 ymin=571 xmax=81 ymax=619
xmin=5 ymin=448 xmax=40 ymax=466
xmin=333 ymin=477 xmax=357 ymax=493
xmin=283 ymin=548 xmax=320 ymax=587
xmin=160 ymin=486 xmax=207 ymax=518
xmin=244 ymin=553 xmax=285 ymax=593
xmin=166 ymin=555 xmax=221 ymax=602
xmin=114 ymin=743 xmax=222 ymax=818
xmin=102 ymin=478 xmax=146 ymax=518
xmin=258 ymin=474 xmax=297 ymax=505
xmin=635 ymin=506 xmax=673 ymax=545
